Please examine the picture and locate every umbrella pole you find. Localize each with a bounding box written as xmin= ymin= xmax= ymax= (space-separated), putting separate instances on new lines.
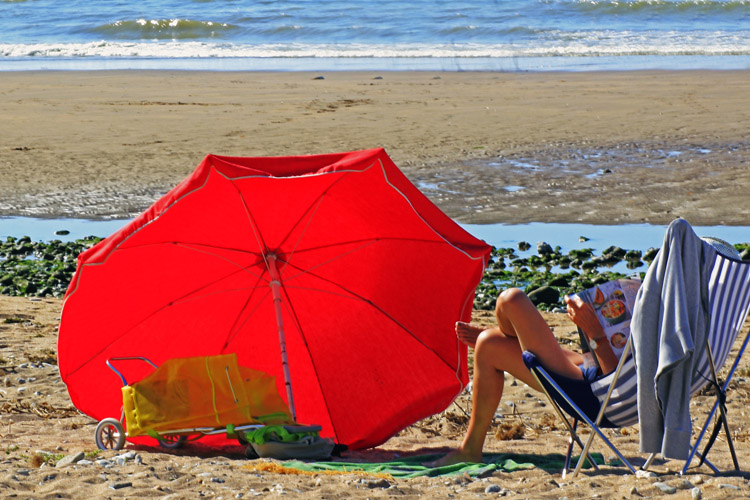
xmin=267 ymin=254 xmax=297 ymax=422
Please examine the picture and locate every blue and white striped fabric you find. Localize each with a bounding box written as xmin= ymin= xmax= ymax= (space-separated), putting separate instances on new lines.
xmin=590 ymin=245 xmax=750 ymax=428
xmin=591 ymin=349 xmax=638 ymax=426
xmin=691 ymin=252 xmax=750 ymax=394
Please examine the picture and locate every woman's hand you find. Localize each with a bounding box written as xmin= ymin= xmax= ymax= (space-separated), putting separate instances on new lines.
xmin=564 ymin=294 xmax=604 ymax=338
xmin=564 ymin=294 xmax=619 ymax=374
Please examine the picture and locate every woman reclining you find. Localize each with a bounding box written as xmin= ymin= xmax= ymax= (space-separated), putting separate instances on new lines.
xmin=428 ymin=287 xmax=618 ymax=467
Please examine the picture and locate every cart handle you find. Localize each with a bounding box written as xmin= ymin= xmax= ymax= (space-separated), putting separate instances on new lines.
xmin=105 ymin=356 xmax=158 ymax=386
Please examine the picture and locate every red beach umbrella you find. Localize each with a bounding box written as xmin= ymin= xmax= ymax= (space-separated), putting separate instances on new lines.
xmin=57 ymin=148 xmax=491 ymax=450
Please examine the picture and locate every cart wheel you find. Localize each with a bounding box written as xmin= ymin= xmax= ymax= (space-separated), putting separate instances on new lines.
xmin=157 ymin=434 xmax=187 ymax=449
xmin=95 ymin=418 xmax=125 ymax=450
xmin=245 ymin=445 xmax=259 ymax=459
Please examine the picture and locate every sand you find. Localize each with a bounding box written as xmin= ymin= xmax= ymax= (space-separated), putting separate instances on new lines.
xmin=3 ymin=70 xmax=750 ymax=498
xmin=2 ymin=70 xmax=750 ymax=224
xmin=2 ymin=298 xmax=750 ymax=499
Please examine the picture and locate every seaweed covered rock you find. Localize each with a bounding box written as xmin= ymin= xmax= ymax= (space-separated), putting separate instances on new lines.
xmin=527 ymin=286 xmax=559 ymax=306
xmin=0 ymin=236 xmax=101 ymax=297
xmin=536 ymin=241 xmax=553 ymax=255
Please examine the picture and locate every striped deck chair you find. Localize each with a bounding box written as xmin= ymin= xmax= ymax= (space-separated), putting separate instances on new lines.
xmin=523 ymin=218 xmax=750 ymax=478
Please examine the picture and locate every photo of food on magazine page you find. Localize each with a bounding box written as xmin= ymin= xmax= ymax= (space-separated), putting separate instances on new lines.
xmin=575 ymin=278 xmax=642 ymax=369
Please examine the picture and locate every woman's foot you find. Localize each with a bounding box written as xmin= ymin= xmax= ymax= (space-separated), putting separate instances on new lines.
xmin=423 ymin=447 xmax=483 ymax=467
xmin=456 ymin=321 xmax=486 ymax=348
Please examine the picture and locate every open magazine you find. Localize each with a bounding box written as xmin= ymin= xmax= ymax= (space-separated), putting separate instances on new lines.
xmin=575 ymin=278 xmax=641 ymax=371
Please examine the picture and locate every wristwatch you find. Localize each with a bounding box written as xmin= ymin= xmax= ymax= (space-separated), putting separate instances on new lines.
xmin=589 ymin=337 xmax=606 ymax=350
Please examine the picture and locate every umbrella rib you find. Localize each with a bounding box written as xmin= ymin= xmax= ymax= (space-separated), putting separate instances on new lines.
xmin=114 ymin=240 xmax=270 ymax=284
xmin=220 ymin=280 xmax=274 ymax=351
xmin=138 ymin=241 xmax=274 ymax=351
xmin=280 ymin=259 xmax=462 ymax=384
xmin=278 ymin=171 xmax=354 ymax=264
xmin=269 ymin=274 xmax=459 ymax=443
xmin=276 ymin=236 xmax=453 ymax=286
xmin=172 ymin=241 xmax=269 ymax=282
xmin=222 ymin=174 xmax=274 ymax=272
xmin=227 ymin=170 xmax=353 ymax=277
xmin=276 ymin=187 xmax=328 ymax=276
xmin=117 ymin=241 xmax=277 ymax=351
xmin=280 ymin=276 xmax=417 ymax=341
xmin=286 ymin=236 xmax=451 ymax=256
xmin=65 ymin=283 xmax=257 ymax=379
xmin=65 ymin=244 xmax=271 ymax=378
xmin=118 ymin=240 xmax=266 ymax=272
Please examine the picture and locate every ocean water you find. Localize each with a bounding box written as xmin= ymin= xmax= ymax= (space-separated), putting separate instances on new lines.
xmin=1 ymin=0 xmax=749 ymax=71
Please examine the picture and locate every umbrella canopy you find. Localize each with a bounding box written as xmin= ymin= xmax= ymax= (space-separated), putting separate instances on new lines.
xmin=58 ymin=148 xmax=491 ymax=450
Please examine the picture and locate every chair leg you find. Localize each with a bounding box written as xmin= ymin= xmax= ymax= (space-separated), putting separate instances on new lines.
xmin=642 ymin=453 xmax=657 ymax=471
xmin=562 ymin=419 xmax=578 ymax=478
xmin=682 ymin=337 xmax=745 ymax=475
xmin=714 ymin=393 xmax=739 ymax=470
xmin=694 ymin=403 xmax=738 ymax=472
xmin=572 ymin=340 xmax=639 ymax=477
xmin=530 ymin=365 xmax=638 ymax=477
xmin=527 ymin=367 xmax=600 ymax=479
xmin=571 ymin=415 xmax=636 ymax=477
xmin=534 ymin=367 xmax=637 ymax=477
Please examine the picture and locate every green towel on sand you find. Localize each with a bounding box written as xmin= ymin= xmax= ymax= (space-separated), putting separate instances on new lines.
xmin=281 ymin=452 xmax=607 ymax=478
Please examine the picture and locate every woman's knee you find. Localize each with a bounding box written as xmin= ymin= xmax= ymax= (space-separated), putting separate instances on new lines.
xmin=495 ymin=287 xmax=528 ymax=314
xmin=474 ymin=330 xmax=506 ymax=360
xmin=473 ymin=330 xmax=519 ymax=373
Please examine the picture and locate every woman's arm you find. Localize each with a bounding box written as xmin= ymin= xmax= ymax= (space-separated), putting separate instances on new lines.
xmin=564 ymin=294 xmax=620 ymax=375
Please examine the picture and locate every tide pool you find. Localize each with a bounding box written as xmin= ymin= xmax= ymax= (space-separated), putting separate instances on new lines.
xmin=461 ymin=222 xmax=750 ymax=254
xmin=0 ymin=217 xmax=127 ymax=243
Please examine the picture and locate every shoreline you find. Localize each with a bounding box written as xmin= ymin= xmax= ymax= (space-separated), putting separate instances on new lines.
xmin=2 ymin=69 xmax=750 ymax=226
xmin=3 ymin=55 xmax=750 ymax=73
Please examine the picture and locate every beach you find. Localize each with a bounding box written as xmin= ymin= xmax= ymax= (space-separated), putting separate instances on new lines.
xmin=3 ymin=69 xmax=750 ymax=498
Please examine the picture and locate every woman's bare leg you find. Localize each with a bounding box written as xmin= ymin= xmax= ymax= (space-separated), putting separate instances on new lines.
xmin=427 ymin=288 xmax=582 ymax=466
xmin=496 ymin=288 xmax=583 ymax=380
xmin=426 ymin=328 xmax=529 ymax=466
xmin=457 ymin=320 xmax=583 ymax=365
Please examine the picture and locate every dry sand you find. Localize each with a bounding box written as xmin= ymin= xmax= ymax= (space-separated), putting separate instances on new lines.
xmin=2 ymin=298 xmax=750 ymax=498
xmin=2 ymin=70 xmax=750 ymax=224
xmin=3 ymin=70 xmax=750 ymax=497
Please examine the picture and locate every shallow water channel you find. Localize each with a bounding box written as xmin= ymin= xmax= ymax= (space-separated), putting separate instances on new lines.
xmin=1 ymin=216 xmax=748 ymax=303
xmin=2 ymin=216 xmax=749 ymax=254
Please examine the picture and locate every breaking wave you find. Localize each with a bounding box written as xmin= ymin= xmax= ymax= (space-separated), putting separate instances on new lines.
xmin=3 ymin=33 xmax=750 ymax=59
xmin=88 ymin=19 xmax=237 ymax=40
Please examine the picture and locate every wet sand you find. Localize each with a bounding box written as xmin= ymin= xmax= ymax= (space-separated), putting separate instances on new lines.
xmin=2 ymin=70 xmax=750 ymax=225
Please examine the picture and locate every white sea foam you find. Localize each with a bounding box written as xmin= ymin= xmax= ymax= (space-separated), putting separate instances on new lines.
xmin=3 ymin=33 xmax=750 ymax=60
